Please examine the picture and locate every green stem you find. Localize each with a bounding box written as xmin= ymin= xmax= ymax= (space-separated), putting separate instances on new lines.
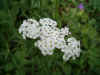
xmin=55 ymin=0 xmax=62 ymax=28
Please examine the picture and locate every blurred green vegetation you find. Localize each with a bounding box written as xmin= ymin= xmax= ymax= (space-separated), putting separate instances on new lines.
xmin=0 ymin=0 xmax=100 ymax=75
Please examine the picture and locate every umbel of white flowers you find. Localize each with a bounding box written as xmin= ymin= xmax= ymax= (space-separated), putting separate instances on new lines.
xmin=19 ymin=18 xmax=81 ymax=61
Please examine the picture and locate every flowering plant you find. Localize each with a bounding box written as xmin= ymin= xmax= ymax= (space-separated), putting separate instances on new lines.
xmin=19 ymin=18 xmax=81 ymax=61
xmin=0 ymin=0 xmax=100 ymax=75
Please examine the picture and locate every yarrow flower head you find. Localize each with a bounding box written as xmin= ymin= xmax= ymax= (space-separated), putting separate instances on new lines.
xmin=35 ymin=38 xmax=55 ymax=56
xmin=61 ymin=37 xmax=81 ymax=61
xmin=18 ymin=19 xmax=40 ymax=39
xmin=18 ymin=18 xmax=81 ymax=62
xmin=39 ymin=18 xmax=57 ymax=27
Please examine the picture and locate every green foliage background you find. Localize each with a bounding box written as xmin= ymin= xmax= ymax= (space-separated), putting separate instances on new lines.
xmin=0 ymin=0 xmax=100 ymax=75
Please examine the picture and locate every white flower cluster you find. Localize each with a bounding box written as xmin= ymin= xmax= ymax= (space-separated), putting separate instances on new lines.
xmin=62 ymin=37 xmax=81 ymax=61
xmin=18 ymin=18 xmax=81 ymax=61
xmin=19 ymin=19 xmax=40 ymax=39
